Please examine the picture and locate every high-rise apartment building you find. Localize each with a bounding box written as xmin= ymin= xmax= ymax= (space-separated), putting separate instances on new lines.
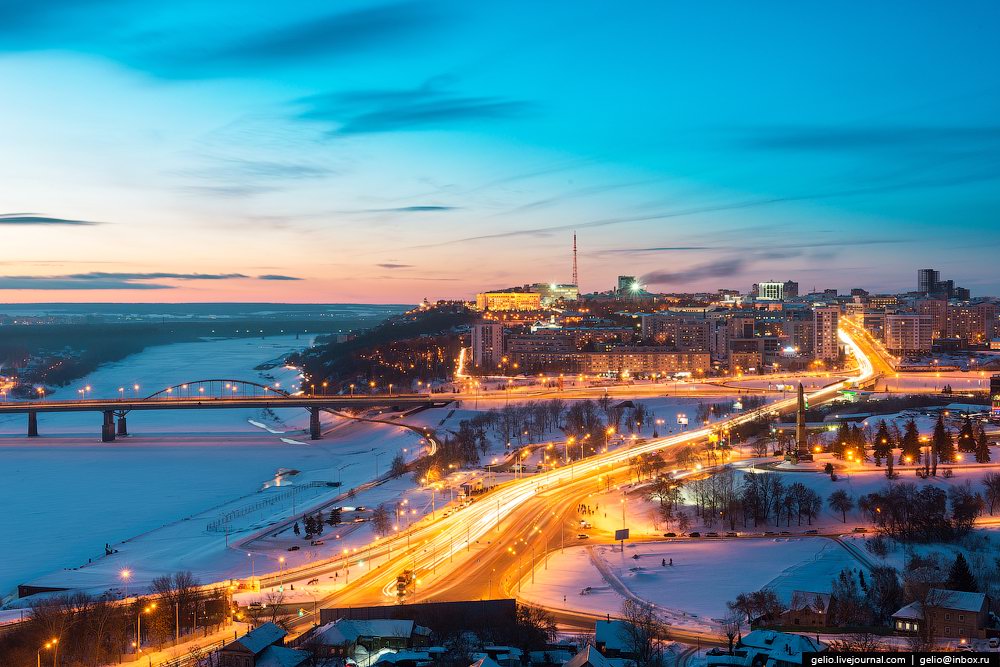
xmin=813 ymin=306 xmax=840 ymax=361
xmin=471 ymin=322 xmax=504 ymax=368
xmin=918 ymin=268 xmax=940 ymax=294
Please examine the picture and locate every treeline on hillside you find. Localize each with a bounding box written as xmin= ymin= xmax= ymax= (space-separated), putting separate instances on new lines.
xmin=291 ymin=305 xmax=476 ymax=388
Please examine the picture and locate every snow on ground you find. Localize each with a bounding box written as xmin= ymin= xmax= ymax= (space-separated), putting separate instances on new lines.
xmin=879 ymin=371 xmax=994 ymax=394
xmin=519 ymin=537 xmax=862 ymax=629
xmin=0 ymin=336 xmax=430 ymax=602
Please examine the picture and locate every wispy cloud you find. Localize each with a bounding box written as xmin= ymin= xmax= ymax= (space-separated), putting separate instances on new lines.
xmin=66 ymin=272 xmax=249 ymax=280
xmin=377 ymin=263 xmax=413 ymax=269
xmin=641 ymin=259 xmax=746 ymax=286
xmin=257 ymin=274 xmax=301 ymax=281
xmin=296 ymin=77 xmax=533 ymax=135
xmin=368 ymin=205 xmax=457 ymax=213
xmin=744 ymin=125 xmax=1000 ymax=152
xmin=176 ymin=156 xmax=335 ymax=199
xmin=0 ymin=213 xmax=104 ymax=226
xmin=211 ymin=3 xmax=439 ymax=66
xmin=0 ymin=272 xmax=299 ymax=290
xmin=601 ymin=238 xmax=900 ymax=256
xmin=0 ymin=278 xmax=172 ymax=291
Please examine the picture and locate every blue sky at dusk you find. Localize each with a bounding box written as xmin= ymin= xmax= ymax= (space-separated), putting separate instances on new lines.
xmin=1 ymin=1 xmax=999 ymax=302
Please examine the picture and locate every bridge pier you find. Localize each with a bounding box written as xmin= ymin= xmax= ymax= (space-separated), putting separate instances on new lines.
xmin=27 ymin=411 xmax=38 ymax=437
xmin=102 ymin=410 xmax=116 ymax=442
xmin=116 ymin=412 xmax=128 ymax=436
xmin=309 ymin=408 xmax=322 ymax=440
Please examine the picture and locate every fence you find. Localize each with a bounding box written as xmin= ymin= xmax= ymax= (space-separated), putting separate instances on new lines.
xmin=206 ymin=481 xmax=339 ymax=533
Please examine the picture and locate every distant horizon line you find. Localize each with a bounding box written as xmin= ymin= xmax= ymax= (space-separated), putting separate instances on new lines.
xmin=0 ymin=301 xmax=417 ymax=306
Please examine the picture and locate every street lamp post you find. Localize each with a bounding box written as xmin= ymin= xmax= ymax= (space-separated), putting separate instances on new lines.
xmin=120 ymin=568 xmax=131 ymax=599
xmin=137 ymin=602 xmax=156 ymax=652
xmin=38 ymin=639 xmax=57 ymax=667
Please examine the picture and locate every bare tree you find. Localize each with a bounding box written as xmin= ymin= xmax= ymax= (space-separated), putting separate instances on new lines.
xmin=620 ymin=599 xmax=666 ymax=667
xmin=720 ymin=609 xmax=743 ymax=654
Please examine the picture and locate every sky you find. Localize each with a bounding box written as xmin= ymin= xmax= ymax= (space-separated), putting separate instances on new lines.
xmin=1 ymin=1 xmax=999 ymax=303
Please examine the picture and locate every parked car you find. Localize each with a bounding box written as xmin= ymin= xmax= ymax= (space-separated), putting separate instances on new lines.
xmin=805 ymin=530 xmax=818 ymax=535
xmin=663 ymin=532 xmax=677 ymax=538
xmin=577 ymin=534 xmax=590 ymax=540
xmin=311 ymin=540 xmax=324 ymax=545
xmin=780 ymin=531 xmax=791 ymax=535
xmin=688 ymin=532 xmax=701 ymax=537
xmin=287 ymin=546 xmax=300 ymax=551
xmin=725 ymin=531 xmax=738 ymax=537
xmin=853 ymin=527 xmax=868 ymax=533
xmin=705 ymin=532 xmax=720 ymax=537
xmin=764 ymin=531 xmax=776 ymax=536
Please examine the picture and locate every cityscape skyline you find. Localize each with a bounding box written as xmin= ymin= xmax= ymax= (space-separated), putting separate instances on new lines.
xmin=3 ymin=1 xmax=1000 ymax=303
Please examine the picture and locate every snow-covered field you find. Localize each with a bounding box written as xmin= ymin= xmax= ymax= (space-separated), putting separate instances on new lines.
xmin=0 ymin=335 xmax=428 ymax=600
xmin=519 ymin=537 xmax=861 ymax=628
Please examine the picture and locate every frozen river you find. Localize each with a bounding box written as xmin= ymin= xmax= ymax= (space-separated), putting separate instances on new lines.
xmin=0 ymin=334 xmax=409 ymax=599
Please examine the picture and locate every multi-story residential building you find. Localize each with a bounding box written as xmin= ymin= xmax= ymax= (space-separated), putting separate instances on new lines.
xmin=916 ymin=298 xmax=948 ymax=340
xmin=578 ymin=348 xmax=710 ymax=375
xmin=946 ymin=301 xmax=998 ymax=344
xmin=813 ymin=306 xmax=840 ymax=361
xmin=640 ymin=314 xmax=712 ymax=352
xmin=475 ymin=291 xmax=542 ymax=311
xmin=884 ymin=314 xmax=934 ymax=354
xmin=471 ymin=322 xmax=504 ymax=369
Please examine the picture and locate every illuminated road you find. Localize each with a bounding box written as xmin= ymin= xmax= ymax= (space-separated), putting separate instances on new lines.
xmin=252 ymin=327 xmax=877 ymax=637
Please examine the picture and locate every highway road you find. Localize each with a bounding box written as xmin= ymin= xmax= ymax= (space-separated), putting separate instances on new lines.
xmin=243 ymin=327 xmax=879 ymax=640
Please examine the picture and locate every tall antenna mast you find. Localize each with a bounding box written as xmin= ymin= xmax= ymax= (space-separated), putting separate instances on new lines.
xmin=572 ymin=232 xmax=578 ymax=287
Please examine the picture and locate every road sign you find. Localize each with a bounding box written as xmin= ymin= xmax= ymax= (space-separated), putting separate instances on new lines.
xmin=614 ymin=528 xmax=629 ymax=541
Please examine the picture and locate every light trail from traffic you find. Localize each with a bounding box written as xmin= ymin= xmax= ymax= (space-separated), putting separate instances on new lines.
xmin=261 ymin=327 xmax=878 ymax=623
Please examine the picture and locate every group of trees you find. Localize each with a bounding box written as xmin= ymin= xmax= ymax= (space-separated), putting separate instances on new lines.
xmin=293 ymin=507 xmax=342 ymax=538
xmin=658 ymin=468 xmax=828 ymax=531
xmin=858 ymin=481 xmax=985 ymax=542
xmin=870 ymin=415 xmax=991 ymax=468
xmin=0 ymin=572 xmax=227 ymax=666
xmin=828 ymin=413 xmax=990 ymax=469
xmin=411 ymin=397 xmax=664 ymax=484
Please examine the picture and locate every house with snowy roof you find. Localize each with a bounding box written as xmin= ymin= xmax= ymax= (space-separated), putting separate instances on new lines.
xmin=892 ymin=589 xmax=991 ymax=640
xmin=306 ymin=617 xmax=432 ymax=662
xmin=564 ymin=646 xmax=615 ymax=667
xmin=705 ymin=630 xmax=826 ymax=667
xmin=218 ymin=622 xmax=310 ymax=667
xmin=594 ymin=620 xmax=633 ymax=660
